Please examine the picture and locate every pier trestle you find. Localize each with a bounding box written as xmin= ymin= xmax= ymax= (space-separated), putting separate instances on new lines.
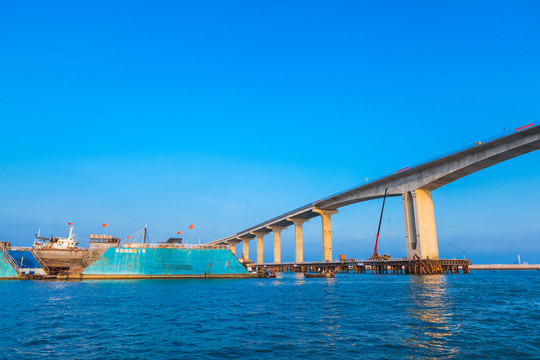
xmin=253 ymin=258 xmax=470 ymax=275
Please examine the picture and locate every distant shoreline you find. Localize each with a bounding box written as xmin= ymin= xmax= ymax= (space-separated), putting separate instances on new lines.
xmin=470 ymin=264 xmax=540 ymax=270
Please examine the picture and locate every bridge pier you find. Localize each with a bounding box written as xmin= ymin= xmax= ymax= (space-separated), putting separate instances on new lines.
xmin=227 ymin=239 xmax=241 ymax=257
xmin=240 ymin=238 xmax=251 ymax=261
xmin=251 ymin=231 xmax=267 ymax=264
xmin=287 ymin=217 xmax=309 ymax=263
xmin=402 ymin=189 xmax=439 ymax=260
xmin=267 ymin=225 xmax=287 ymax=264
xmin=313 ymin=208 xmax=338 ymax=262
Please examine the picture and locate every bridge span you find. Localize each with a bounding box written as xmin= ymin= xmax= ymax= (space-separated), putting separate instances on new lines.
xmin=208 ymin=123 xmax=540 ymax=263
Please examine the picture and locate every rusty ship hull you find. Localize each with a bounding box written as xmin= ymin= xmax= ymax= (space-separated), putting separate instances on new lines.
xmin=34 ymin=249 xmax=89 ymax=274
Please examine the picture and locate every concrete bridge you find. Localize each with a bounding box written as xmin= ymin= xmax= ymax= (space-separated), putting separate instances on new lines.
xmin=208 ymin=123 xmax=540 ymax=263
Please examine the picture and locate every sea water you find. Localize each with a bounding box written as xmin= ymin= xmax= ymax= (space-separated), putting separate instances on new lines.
xmin=0 ymin=271 xmax=538 ymax=359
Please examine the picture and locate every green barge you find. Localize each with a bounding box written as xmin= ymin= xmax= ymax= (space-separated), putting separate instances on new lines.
xmin=82 ymin=245 xmax=253 ymax=279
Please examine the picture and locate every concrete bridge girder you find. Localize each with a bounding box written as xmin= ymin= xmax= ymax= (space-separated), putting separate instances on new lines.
xmin=317 ymin=128 xmax=540 ymax=211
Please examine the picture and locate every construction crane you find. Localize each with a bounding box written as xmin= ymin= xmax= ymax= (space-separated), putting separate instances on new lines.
xmin=370 ymin=187 xmax=391 ymax=260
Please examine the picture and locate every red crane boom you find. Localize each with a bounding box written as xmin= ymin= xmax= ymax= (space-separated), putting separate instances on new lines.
xmin=373 ymin=187 xmax=388 ymax=257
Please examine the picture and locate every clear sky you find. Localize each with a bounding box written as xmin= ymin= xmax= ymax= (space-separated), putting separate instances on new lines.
xmin=1 ymin=1 xmax=539 ymax=264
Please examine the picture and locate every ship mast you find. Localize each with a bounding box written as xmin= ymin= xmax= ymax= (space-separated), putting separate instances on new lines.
xmin=143 ymin=223 xmax=148 ymax=244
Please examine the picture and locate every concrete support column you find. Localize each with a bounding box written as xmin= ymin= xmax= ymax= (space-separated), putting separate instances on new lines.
xmin=402 ymin=189 xmax=439 ymax=260
xmin=287 ymin=217 xmax=309 ymax=263
xmin=241 ymin=238 xmax=250 ymax=261
xmin=251 ymin=231 xmax=267 ymax=264
xmin=267 ymin=225 xmax=287 ymax=264
xmin=227 ymin=240 xmax=241 ymax=258
xmin=313 ymin=208 xmax=338 ymax=262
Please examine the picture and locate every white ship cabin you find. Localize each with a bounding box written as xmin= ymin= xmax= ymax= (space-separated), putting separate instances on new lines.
xmin=33 ymin=226 xmax=79 ymax=250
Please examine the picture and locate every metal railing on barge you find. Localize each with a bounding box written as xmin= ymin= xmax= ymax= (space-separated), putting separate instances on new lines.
xmin=0 ymin=243 xmax=22 ymax=274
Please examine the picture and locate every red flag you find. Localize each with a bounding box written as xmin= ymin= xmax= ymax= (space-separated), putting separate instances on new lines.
xmin=127 ymin=236 xmax=131 ymax=239
xmin=103 ymin=223 xmax=108 ymax=227
xmin=67 ymin=222 xmax=72 ymax=226
xmin=189 ymin=224 xmax=194 ymax=230
xmin=177 ymin=231 xmax=181 ymax=235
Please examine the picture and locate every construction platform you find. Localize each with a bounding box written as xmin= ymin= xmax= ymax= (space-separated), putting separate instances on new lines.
xmin=252 ymin=257 xmax=471 ymax=275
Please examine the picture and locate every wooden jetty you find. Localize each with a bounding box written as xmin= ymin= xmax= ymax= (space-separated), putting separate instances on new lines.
xmin=253 ymin=256 xmax=471 ymax=275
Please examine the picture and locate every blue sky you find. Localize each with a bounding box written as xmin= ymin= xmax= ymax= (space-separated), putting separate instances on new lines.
xmin=1 ymin=1 xmax=539 ymax=263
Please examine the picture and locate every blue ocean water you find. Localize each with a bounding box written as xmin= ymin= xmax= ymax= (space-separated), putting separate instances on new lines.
xmin=0 ymin=272 xmax=538 ymax=359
